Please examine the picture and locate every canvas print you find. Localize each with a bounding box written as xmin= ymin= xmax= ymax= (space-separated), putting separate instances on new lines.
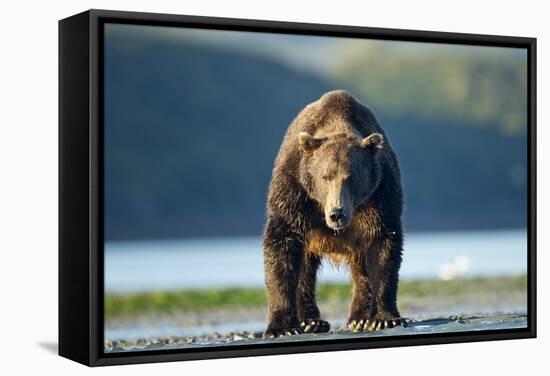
xmin=102 ymin=23 xmax=528 ymax=353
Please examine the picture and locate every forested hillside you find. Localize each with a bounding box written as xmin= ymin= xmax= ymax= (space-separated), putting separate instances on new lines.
xmin=104 ymin=29 xmax=527 ymax=240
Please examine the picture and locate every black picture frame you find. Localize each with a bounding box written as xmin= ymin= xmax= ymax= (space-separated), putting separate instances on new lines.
xmin=59 ymin=9 xmax=537 ymax=367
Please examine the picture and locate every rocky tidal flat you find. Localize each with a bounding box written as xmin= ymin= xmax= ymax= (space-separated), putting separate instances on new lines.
xmin=105 ymin=314 xmax=527 ymax=353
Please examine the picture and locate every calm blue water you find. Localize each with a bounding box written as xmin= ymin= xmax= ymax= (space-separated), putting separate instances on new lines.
xmin=105 ymin=229 xmax=527 ymax=293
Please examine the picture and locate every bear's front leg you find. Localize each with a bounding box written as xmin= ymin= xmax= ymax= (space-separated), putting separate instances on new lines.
xmin=347 ymin=236 xmax=403 ymax=332
xmin=263 ymin=218 xmax=304 ymax=338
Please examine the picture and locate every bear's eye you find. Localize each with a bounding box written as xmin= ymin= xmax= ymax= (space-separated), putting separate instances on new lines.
xmin=321 ymin=175 xmax=330 ymax=181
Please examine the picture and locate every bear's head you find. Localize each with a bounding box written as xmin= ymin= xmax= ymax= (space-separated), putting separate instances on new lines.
xmin=299 ymin=131 xmax=384 ymax=233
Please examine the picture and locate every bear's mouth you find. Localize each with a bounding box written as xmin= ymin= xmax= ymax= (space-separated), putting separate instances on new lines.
xmin=324 ymin=212 xmax=351 ymax=235
xmin=329 ymin=225 xmax=348 ymax=236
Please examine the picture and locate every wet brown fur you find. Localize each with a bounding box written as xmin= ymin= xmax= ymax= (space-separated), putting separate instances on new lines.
xmin=305 ymin=207 xmax=382 ymax=265
xmin=263 ymin=90 xmax=403 ymax=337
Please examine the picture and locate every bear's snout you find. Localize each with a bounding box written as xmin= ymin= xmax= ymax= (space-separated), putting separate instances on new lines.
xmin=329 ymin=208 xmax=347 ymax=225
xmin=326 ymin=207 xmax=351 ymax=230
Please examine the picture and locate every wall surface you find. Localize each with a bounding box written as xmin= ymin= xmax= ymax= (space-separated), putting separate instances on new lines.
xmin=0 ymin=0 xmax=546 ymax=374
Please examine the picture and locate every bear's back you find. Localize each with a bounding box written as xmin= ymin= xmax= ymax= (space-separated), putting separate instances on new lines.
xmin=273 ymin=90 xmax=390 ymax=176
xmin=290 ymin=90 xmax=382 ymax=141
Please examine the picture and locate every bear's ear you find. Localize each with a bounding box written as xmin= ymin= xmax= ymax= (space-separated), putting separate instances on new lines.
xmin=299 ymin=132 xmax=325 ymax=153
xmin=360 ymin=133 xmax=384 ymax=150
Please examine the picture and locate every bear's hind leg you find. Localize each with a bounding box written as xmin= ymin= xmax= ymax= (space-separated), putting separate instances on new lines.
xmin=364 ymin=237 xmax=403 ymax=331
xmin=347 ymin=237 xmax=403 ymax=332
xmin=297 ymin=253 xmax=330 ymax=333
xmin=347 ymin=254 xmax=374 ymax=331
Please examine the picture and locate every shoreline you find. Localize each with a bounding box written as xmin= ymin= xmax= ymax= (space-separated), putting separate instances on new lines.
xmin=105 ymin=275 xmax=527 ymax=345
xmin=105 ymin=313 xmax=528 ymax=353
xmin=105 ymin=274 xmax=527 ymax=320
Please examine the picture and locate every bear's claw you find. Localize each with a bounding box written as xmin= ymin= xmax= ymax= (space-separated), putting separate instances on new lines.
xmin=263 ymin=327 xmax=302 ymax=339
xmin=300 ymin=319 xmax=331 ymax=333
xmin=347 ymin=318 xmax=405 ymax=332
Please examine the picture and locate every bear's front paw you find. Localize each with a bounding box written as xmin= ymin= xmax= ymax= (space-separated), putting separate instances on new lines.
xmin=300 ymin=319 xmax=330 ymax=333
xmin=263 ymin=323 xmax=302 ymax=339
xmin=347 ymin=315 xmax=404 ymax=332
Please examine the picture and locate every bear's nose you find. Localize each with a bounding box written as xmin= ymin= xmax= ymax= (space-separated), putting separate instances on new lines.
xmin=329 ymin=208 xmax=347 ymax=224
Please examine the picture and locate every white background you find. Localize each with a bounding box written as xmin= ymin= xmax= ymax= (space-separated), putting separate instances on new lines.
xmin=0 ymin=0 xmax=547 ymax=374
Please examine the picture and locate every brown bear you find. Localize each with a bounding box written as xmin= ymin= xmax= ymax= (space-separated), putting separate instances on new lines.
xmin=263 ymin=90 xmax=403 ymax=338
